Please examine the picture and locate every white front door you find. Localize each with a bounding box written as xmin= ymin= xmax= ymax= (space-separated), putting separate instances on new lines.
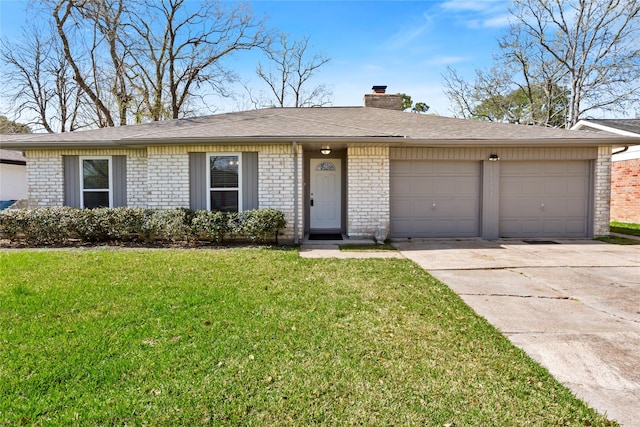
xmin=310 ymin=158 xmax=341 ymax=229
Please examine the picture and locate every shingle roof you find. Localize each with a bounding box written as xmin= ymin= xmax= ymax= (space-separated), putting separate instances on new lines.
xmin=0 ymin=149 xmax=26 ymax=162
xmin=0 ymin=107 xmax=632 ymax=149
xmin=574 ymin=119 xmax=640 ymax=137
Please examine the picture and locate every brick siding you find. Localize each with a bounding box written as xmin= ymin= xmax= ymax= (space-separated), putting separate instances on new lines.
xmin=611 ymin=158 xmax=640 ymax=223
xmin=24 ymin=153 xmax=64 ymax=207
xmin=145 ymin=144 xmax=300 ymax=242
xmin=593 ymin=146 xmax=612 ymax=236
xmin=24 ymin=143 xmax=614 ymax=240
xmin=347 ymin=146 xmax=390 ymax=238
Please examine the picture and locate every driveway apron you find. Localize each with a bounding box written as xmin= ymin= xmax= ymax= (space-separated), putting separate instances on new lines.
xmin=395 ymin=239 xmax=640 ymax=427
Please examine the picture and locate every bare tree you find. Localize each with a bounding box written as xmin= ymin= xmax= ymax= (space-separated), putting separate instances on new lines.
xmin=511 ymin=0 xmax=640 ymax=127
xmin=0 ymin=25 xmax=90 ymax=133
xmin=1 ymin=0 xmax=269 ymax=130
xmin=444 ymin=0 xmax=640 ymax=128
xmin=254 ymin=34 xmax=331 ymax=108
xmin=76 ymin=0 xmax=132 ymax=126
xmin=128 ymin=0 xmax=269 ymax=121
xmin=444 ymin=64 xmax=569 ymax=127
xmin=51 ymin=0 xmax=120 ymax=127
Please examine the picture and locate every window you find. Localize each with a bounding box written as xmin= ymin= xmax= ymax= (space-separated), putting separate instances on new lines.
xmin=208 ymin=154 xmax=241 ymax=212
xmin=80 ymin=157 xmax=112 ymax=208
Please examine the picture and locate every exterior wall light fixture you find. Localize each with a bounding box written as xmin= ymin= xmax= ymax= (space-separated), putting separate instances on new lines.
xmin=320 ymin=146 xmax=332 ymax=155
xmin=488 ymin=154 xmax=500 ymax=161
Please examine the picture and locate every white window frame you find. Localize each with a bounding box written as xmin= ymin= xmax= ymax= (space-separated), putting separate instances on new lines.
xmin=79 ymin=156 xmax=113 ymax=209
xmin=206 ymin=152 xmax=242 ymax=212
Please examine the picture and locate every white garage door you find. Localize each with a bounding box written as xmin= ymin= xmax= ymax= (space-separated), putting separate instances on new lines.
xmin=390 ymin=161 xmax=481 ymax=238
xmin=499 ymin=161 xmax=590 ymax=238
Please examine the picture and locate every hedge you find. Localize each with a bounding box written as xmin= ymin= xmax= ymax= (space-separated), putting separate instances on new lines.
xmin=0 ymin=207 xmax=286 ymax=245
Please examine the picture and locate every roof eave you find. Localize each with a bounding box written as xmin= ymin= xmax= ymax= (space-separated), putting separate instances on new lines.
xmin=3 ymin=135 xmax=635 ymax=150
xmin=401 ymin=138 xmax=625 ymax=147
xmin=1 ymin=140 xmax=122 ymax=150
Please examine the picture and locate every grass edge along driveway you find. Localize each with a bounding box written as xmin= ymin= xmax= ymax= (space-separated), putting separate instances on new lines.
xmin=0 ymin=249 xmax=616 ymax=426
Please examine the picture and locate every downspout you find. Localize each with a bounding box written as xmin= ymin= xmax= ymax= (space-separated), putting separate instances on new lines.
xmin=612 ymin=146 xmax=629 ymax=156
xmin=292 ymin=141 xmax=299 ymax=245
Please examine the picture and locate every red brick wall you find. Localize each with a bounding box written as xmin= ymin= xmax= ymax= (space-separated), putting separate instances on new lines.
xmin=611 ymin=159 xmax=640 ymax=223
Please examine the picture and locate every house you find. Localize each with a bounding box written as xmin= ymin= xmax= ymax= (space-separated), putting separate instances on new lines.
xmin=571 ymin=119 xmax=640 ymax=224
xmin=0 ymin=149 xmax=27 ymax=209
xmin=1 ymin=88 xmax=637 ymax=243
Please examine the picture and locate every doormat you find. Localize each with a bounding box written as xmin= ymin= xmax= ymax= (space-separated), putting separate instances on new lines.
xmin=522 ymin=240 xmax=560 ymax=244
xmin=308 ymin=233 xmax=343 ymax=241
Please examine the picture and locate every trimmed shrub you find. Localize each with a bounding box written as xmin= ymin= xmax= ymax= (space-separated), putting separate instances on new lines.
xmin=0 ymin=207 xmax=76 ymax=244
xmin=72 ymin=208 xmax=132 ymax=242
xmin=238 ymin=208 xmax=287 ymax=243
xmin=147 ymin=209 xmax=190 ymax=242
xmin=0 ymin=207 xmax=287 ymax=245
xmin=191 ymin=210 xmax=229 ymax=243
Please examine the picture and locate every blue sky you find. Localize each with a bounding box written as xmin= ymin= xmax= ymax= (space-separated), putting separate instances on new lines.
xmin=0 ymin=0 xmax=511 ymax=117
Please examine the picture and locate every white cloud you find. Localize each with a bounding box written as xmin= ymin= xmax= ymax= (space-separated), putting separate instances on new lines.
xmin=425 ymin=55 xmax=468 ymax=65
xmin=439 ymin=0 xmax=511 ymax=30
xmin=482 ymin=14 xmax=512 ymax=28
xmin=380 ymin=12 xmax=433 ymax=51
xmin=440 ymin=1 xmax=493 ymax=12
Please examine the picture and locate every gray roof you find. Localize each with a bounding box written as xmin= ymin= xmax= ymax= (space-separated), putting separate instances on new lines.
xmin=0 ymin=107 xmax=634 ymax=149
xmin=0 ymin=149 xmax=26 ymax=162
xmin=573 ymin=119 xmax=640 ymax=137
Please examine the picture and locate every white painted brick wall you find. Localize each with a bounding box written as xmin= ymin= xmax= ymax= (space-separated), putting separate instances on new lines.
xmin=147 ymin=145 xmax=301 ymax=242
xmin=257 ymin=147 xmax=301 ymax=242
xmin=146 ymin=148 xmax=189 ymax=209
xmin=25 ymin=152 xmax=64 ymax=207
xmin=25 ymin=149 xmax=147 ymax=208
xmin=594 ymin=146 xmax=612 ymax=236
xmin=347 ymin=146 xmax=390 ymax=238
xmin=127 ymin=153 xmax=148 ymax=207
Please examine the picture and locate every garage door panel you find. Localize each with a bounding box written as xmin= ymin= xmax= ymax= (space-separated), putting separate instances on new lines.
xmin=565 ymin=200 xmax=589 ymax=216
xmin=566 ymin=178 xmax=588 ymax=194
xmin=500 ymin=180 xmax=524 ymax=195
xmin=566 ymin=219 xmax=588 ymax=234
xmin=392 ymin=198 xmax=414 ymax=213
xmin=391 ymin=161 xmax=480 ymax=238
xmin=499 ymin=161 xmax=590 ymax=238
xmin=390 ymin=161 xmax=413 ymax=175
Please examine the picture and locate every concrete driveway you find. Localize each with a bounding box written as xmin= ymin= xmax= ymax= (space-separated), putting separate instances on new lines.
xmin=394 ymin=239 xmax=640 ymax=427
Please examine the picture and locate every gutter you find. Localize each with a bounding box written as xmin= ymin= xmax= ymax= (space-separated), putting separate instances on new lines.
xmin=0 ymin=159 xmax=27 ymax=166
xmin=612 ymin=146 xmax=629 ymax=156
xmin=1 ymin=136 xmax=629 ymax=150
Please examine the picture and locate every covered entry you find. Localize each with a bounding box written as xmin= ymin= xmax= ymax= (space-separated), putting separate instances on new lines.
xmin=499 ymin=161 xmax=591 ymax=237
xmin=390 ymin=160 xmax=481 ymax=237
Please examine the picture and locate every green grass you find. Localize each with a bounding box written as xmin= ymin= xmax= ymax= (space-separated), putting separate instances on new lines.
xmin=0 ymin=249 xmax=615 ymax=426
xmin=599 ymin=222 xmax=640 ymax=244
xmin=610 ymin=221 xmax=640 ymax=237
xmin=596 ymin=236 xmax=640 ymax=245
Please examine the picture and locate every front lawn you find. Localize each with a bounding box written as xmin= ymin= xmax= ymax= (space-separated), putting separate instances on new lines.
xmin=0 ymin=249 xmax=614 ymax=425
xmin=610 ymin=221 xmax=640 ymax=237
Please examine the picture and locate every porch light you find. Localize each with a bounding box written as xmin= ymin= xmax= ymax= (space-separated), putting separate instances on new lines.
xmin=320 ymin=146 xmax=331 ymax=155
xmin=488 ymin=154 xmax=500 ymax=161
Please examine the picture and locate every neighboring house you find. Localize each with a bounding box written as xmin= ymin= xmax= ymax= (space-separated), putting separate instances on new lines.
xmin=2 ymin=88 xmax=638 ymax=243
xmin=572 ymin=119 xmax=640 ymax=224
xmin=0 ymin=149 xmax=27 ymax=209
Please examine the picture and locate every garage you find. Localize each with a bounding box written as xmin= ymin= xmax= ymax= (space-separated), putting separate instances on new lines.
xmin=499 ymin=161 xmax=591 ymax=238
xmin=390 ymin=160 xmax=481 ymax=237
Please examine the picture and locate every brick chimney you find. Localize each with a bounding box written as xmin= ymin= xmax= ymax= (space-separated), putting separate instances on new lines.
xmin=364 ymin=85 xmax=404 ymax=110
